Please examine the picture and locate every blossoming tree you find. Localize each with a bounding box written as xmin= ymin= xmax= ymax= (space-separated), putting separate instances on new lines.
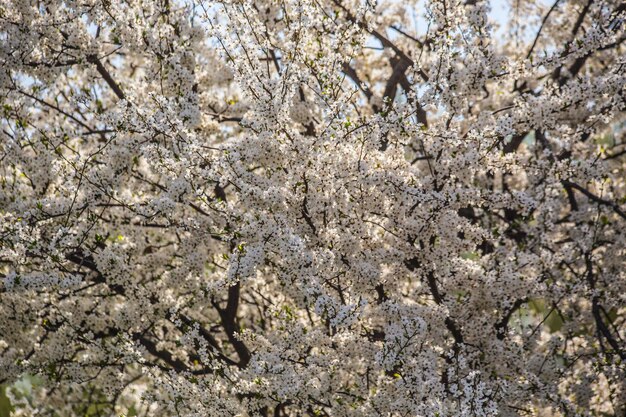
xmin=1 ymin=0 xmax=625 ymax=415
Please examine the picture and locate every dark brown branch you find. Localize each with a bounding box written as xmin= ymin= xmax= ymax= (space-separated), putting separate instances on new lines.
xmin=177 ymin=315 xmax=240 ymax=367
xmin=16 ymin=89 xmax=102 ymax=136
xmin=585 ymin=254 xmax=626 ymax=359
xmin=87 ymin=55 xmax=125 ymax=100
xmin=562 ymin=181 xmax=626 ymax=220
xmin=331 ymin=0 xmax=429 ymax=84
xmin=527 ymin=0 xmax=562 ymax=59
xmin=341 ymin=62 xmax=373 ymax=101
xmin=495 ymin=298 xmax=529 ymax=340
xmin=561 ymin=181 xmax=579 ymax=211
xmin=405 ymin=256 xmax=464 ymax=345
xmin=133 ymin=334 xmax=189 ymax=372
xmin=382 ymin=58 xmax=411 ymax=107
xmin=503 ymin=133 xmax=526 ymax=154
xmin=389 ymin=25 xmax=425 ymax=48
xmin=213 ymin=283 xmax=251 ymax=367
xmin=571 ymin=0 xmax=593 ymax=38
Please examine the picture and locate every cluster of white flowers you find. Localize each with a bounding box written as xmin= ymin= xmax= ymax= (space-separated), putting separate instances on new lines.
xmin=1 ymin=0 xmax=625 ymax=415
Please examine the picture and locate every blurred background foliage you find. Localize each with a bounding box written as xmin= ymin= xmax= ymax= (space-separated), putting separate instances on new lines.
xmin=0 ymin=385 xmax=12 ymax=417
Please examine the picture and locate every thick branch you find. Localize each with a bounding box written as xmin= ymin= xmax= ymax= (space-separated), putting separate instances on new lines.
xmin=87 ymin=55 xmax=125 ymax=100
xmin=562 ymin=181 xmax=626 ymax=220
xmin=213 ymin=283 xmax=251 ymax=367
